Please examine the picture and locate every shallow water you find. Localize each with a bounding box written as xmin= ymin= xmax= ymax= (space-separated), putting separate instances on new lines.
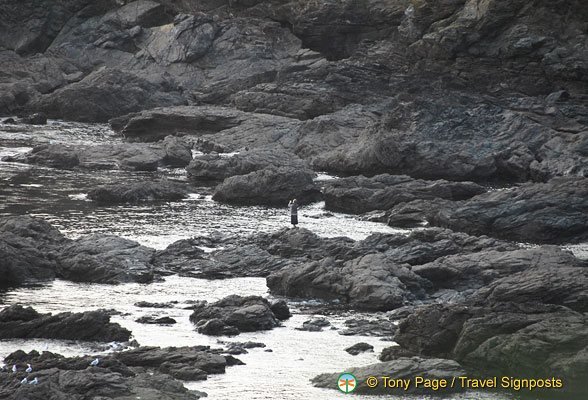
xmin=0 ymin=120 xmax=581 ymax=399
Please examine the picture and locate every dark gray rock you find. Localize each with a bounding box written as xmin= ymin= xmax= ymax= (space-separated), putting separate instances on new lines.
xmin=134 ymin=301 xmax=176 ymax=308
xmin=323 ymin=174 xmax=486 ymax=214
xmin=163 ymin=135 xmax=193 ymax=167
xmin=57 ymin=234 xmax=155 ymax=284
xmin=115 ymin=345 xmax=227 ymax=375
xmin=345 ymin=342 xmax=374 ymax=355
xmin=87 ymin=180 xmax=188 ymax=203
xmin=189 ymin=295 xmax=283 ymax=335
xmin=340 ymin=316 xmax=397 ymax=337
xmin=269 ymin=300 xmax=291 ymax=321
xmin=296 ymin=318 xmax=331 ymax=332
xmin=429 ymin=177 xmax=588 ymax=244
xmin=312 ymin=357 xmax=465 ymax=394
xmin=0 ymin=216 xmax=68 ymax=286
xmin=212 ymin=166 xmax=321 ymax=206
xmin=267 ymin=253 xmax=429 ymax=311
xmin=2 ymin=144 xmax=79 ymax=168
xmin=19 ymin=112 xmax=48 ymax=125
xmin=0 ymin=305 xmax=131 ymax=342
xmin=136 ymin=315 xmax=177 ymax=325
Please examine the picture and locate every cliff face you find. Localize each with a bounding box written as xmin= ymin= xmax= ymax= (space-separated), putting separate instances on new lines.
xmin=1 ymin=0 xmax=587 ymax=181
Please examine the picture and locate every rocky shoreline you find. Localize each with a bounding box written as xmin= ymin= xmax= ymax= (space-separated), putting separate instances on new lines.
xmin=2 ymin=0 xmax=588 ymax=398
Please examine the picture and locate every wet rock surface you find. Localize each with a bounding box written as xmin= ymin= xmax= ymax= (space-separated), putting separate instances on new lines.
xmin=0 ymin=305 xmax=131 ymax=342
xmin=57 ymin=235 xmax=156 ymax=284
xmin=189 ymin=295 xmax=287 ymax=336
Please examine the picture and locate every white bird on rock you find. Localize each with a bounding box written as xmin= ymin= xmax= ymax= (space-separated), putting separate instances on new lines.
xmin=21 ymin=377 xmax=27 ymax=384
xmin=12 ymin=365 xmax=17 ymax=373
xmin=29 ymin=377 xmax=38 ymax=385
xmin=26 ymin=364 xmax=32 ymax=373
xmin=90 ymin=358 xmax=99 ymax=366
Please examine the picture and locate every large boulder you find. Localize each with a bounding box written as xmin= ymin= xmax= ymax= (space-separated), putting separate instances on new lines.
xmin=0 ymin=305 xmax=131 ymax=342
xmin=57 ymin=234 xmax=156 ymax=284
xmin=0 ymin=216 xmax=68 ymax=286
xmin=189 ymin=295 xmax=286 ymax=335
xmin=323 ymin=174 xmax=486 ymax=214
xmin=267 ymin=253 xmax=429 ymax=311
xmin=212 ymin=167 xmax=322 ymax=206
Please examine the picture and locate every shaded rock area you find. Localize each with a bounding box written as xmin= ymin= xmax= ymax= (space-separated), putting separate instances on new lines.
xmin=323 ymin=174 xmax=486 ymax=214
xmin=87 ymin=180 xmax=188 ymax=204
xmin=312 ymin=357 xmax=466 ymax=394
xmin=57 ymin=234 xmax=156 ymax=284
xmin=0 ymin=305 xmax=131 ymax=342
xmin=189 ymin=295 xmax=289 ymax=336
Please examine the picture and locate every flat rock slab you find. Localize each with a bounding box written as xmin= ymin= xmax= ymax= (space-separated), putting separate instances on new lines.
xmin=0 ymin=305 xmax=131 ymax=342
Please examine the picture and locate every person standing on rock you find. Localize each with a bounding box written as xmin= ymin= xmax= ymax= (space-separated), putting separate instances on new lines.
xmin=288 ymin=199 xmax=298 ymax=228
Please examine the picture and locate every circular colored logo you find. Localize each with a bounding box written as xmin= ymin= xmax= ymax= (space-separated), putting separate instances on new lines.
xmin=338 ymin=373 xmax=357 ymax=393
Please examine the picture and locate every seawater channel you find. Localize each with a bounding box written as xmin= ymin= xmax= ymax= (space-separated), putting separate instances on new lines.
xmin=0 ymin=120 xmax=554 ymax=399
